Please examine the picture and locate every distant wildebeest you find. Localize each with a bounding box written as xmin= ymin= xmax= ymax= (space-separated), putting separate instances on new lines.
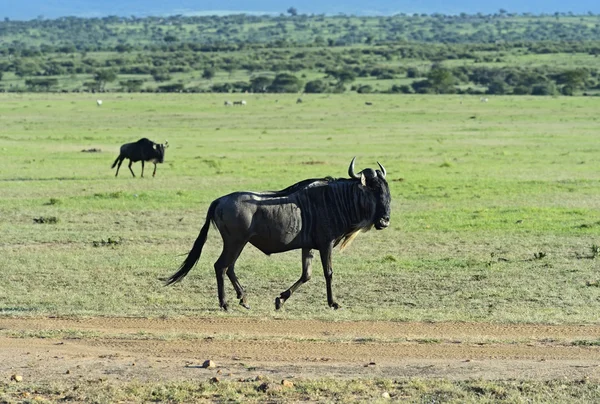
xmin=224 ymin=100 xmax=232 ymax=106
xmin=166 ymin=157 xmax=391 ymax=311
xmin=233 ymin=100 xmax=246 ymax=106
xmin=296 ymin=97 xmax=303 ymax=104
xmin=111 ymin=138 xmax=168 ymax=178
xmin=365 ymin=102 xmax=373 ymax=106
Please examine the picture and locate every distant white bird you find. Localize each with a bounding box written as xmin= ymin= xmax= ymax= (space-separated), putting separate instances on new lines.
xmin=97 ymin=99 xmax=103 ymax=106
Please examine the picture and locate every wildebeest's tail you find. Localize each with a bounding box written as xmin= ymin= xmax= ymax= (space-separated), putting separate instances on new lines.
xmin=111 ymin=155 xmax=121 ymax=169
xmin=165 ymin=200 xmax=218 ymax=285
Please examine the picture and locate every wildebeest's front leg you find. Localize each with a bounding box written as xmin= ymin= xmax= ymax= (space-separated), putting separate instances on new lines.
xmin=127 ymin=160 xmax=136 ymax=177
xmin=152 ymin=163 xmax=157 ymax=177
xmin=140 ymin=161 xmax=145 ymax=178
xmin=275 ymin=248 xmax=313 ymax=310
xmin=319 ymin=242 xmax=339 ymax=309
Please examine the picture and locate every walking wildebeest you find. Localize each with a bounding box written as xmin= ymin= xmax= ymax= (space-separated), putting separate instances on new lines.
xmin=166 ymin=157 xmax=391 ymax=311
xmin=111 ymin=138 xmax=168 ymax=178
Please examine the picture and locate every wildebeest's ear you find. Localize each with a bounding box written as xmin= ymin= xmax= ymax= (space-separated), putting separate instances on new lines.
xmin=360 ymin=172 xmax=367 ymax=187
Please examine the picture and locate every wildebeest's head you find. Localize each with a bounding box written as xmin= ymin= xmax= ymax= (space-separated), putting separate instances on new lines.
xmin=348 ymin=157 xmax=391 ymax=230
xmin=153 ymin=140 xmax=168 ymax=163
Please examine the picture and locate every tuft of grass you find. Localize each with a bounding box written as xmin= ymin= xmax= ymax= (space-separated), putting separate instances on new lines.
xmin=33 ymin=216 xmax=59 ymax=224
xmin=94 ymin=191 xmax=125 ymax=199
xmin=92 ymin=237 xmax=122 ymax=248
xmin=571 ymin=339 xmax=600 ymax=346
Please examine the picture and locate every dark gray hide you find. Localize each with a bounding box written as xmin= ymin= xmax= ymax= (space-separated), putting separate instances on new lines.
xmin=111 ymin=138 xmax=168 ymax=177
xmin=166 ymin=157 xmax=391 ymax=311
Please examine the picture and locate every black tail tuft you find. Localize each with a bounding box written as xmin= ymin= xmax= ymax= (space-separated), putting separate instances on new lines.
xmin=165 ymin=200 xmax=218 ymax=286
xmin=111 ymin=156 xmax=121 ymax=169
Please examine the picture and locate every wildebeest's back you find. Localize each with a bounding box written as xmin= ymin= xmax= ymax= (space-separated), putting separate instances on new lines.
xmin=120 ymin=138 xmax=153 ymax=162
xmin=213 ymin=192 xmax=306 ymax=254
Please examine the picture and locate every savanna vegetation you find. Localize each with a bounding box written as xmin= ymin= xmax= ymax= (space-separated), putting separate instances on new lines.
xmin=1 ymin=12 xmax=600 ymax=95
xmin=2 ymin=10 xmax=600 ymax=402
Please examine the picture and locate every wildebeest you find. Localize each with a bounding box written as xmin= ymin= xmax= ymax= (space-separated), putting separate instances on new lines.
xmin=111 ymin=138 xmax=168 ymax=178
xmin=224 ymin=100 xmax=232 ymax=106
xmin=296 ymin=97 xmax=303 ymax=104
xmin=233 ymin=100 xmax=246 ymax=106
xmin=166 ymin=157 xmax=391 ymax=311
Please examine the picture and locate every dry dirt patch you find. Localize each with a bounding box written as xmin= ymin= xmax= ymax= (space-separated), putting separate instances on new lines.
xmin=1 ymin=317 xmax=599 ymax=384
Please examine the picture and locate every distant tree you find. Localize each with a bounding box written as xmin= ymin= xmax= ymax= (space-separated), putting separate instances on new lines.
xmin=151 ymin=69 xmax=171 ymax=82
xmin=356 ymin=84 xmax=373 ymax=93
xmin=93 ymin=70 xmax=117 ymax=90
xmin=119 ymin=79 xmax=145 ymax=92
xmin=531 ymin=81 xmax=557 ymax=96
xmin=158 ymin=83 xmax=185 ymax=92
xmin=304 ymin=79 xmax=328 ymax=93
xmin=326 ymin=68 xmax=356 ymax=84
xmin=250 ymin=76 xmax=273 ymax=92
xmin=487 ymin=78 xmax=508 ymax=95
xmin=25 ymin=78 xmax=58 ymax=91
xmin=202 ymin=68 xmax=216 ymax=80
xmin=164 ymin=34 xmax=178 ymax=42
xmin=406 ymin=67 xmax=421 ymax=78
xmin=268 ymin=73 xmax=303 ymax=93
xmin=287 ymin=7 xmax=298 ymax=17
xmin=425 ymin=65 xmax=456 ymax=93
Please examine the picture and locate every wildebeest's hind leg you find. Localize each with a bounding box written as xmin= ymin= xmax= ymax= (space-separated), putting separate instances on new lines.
xmin=213 ymin=242 xmax=247 ymax=311
xmin=275 ymin=248 xmax=313 ymax=310
xmin=114 ymin=157 xmax=125 ymax=177
xmin=128 ymin=160 xmax=136 ymax=177
xmin=319 ymin=243 xmax=339 ymax=309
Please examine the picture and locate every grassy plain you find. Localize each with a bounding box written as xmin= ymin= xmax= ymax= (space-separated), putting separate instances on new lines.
xmin=1 ymin=93 xmax=600 ymax=402
xmin=1 ymin=93 xmax=599 ymax=323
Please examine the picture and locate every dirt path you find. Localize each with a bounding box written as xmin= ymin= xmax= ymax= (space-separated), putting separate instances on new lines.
xmin=1 ymin=317 xmax=599 ymax=384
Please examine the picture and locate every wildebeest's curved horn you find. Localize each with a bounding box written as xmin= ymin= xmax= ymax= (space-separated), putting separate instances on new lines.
xmin=348 ymin=157 xmax=359 ymax=179
xmin=377 ymin=162 xmax=386 ymax=178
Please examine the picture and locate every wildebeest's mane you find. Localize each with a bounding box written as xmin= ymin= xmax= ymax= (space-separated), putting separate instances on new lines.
xmin=266 ymin=176 xmax=339 ymax=196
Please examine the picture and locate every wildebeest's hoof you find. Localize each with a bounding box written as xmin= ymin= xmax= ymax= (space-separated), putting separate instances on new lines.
xmin=330 ymin=302 xmax=340 ymax=310
xmin=220 ymin=303 xmax=229 ymax=312
xmin=275 ymin=297 xmax=284 ymax=310
xmin=239 ymin=300 xmax=250 ymax=310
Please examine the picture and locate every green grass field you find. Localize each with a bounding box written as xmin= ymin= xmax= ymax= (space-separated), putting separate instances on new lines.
xmin=1 ymin=93 xmax=599 ymax=323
